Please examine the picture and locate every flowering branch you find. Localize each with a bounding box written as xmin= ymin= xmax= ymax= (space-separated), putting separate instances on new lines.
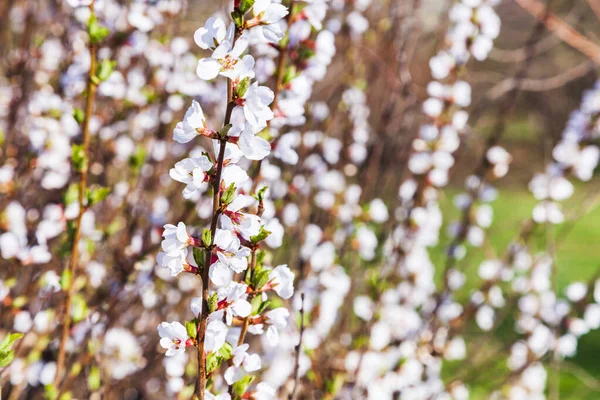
xmin=54 ymin=0 xmax=102 ymax=386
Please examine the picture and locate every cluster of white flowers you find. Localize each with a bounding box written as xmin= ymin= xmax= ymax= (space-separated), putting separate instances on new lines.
xmin=343 ymin=1 xmax=504 ymax=398
xmin=0 ymin=0 xmax=221 ymax=391
xmin=529 ymin=81 xmax=600 ymax=224
xmin=155 ymin=2 xmax=302 ymax=398
xmin=4 ymin=0 xmax=600 ymax=398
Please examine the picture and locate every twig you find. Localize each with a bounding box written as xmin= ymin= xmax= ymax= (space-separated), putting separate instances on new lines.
xmin=514 ymin=0 xmax=600 ymax=65
xmin=196 ymin=26 xmax=241 ymax=399
xmin=487 ymin=60 xmax=595 ymax=100
xmin=54 ymin=0 xmax=98 ymax=386
xmin=289 ymin=293 xmax=305 ymax=400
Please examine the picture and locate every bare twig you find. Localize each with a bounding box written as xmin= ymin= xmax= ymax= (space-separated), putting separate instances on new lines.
xmin=290 ymin=293 xmax=306 ymax=400
xmin=54 ymin=0 xmax=98 ymax=386
xmin=514 ymin=0 xmax=600 ymax=65
xmin=487 ymin=60 xmax=595 ymax=100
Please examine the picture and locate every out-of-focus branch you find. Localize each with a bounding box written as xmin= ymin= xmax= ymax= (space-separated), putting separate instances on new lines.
xmin=487 ymin=60 xmax=595 ymax=100
xmin=54 ymin=0 xmax=98 ymax=386
xmin=586 ymin=0 xmax=600 ymax=20
xmin=489 ymin=4 xmax=582 ymax=63
xmin=289 ymin=293 xmax=305 ymax=400
xmin=514 ymin=0 xmax=600 ymax=64
xmin=489 ymin=33 xmax=559 ymax=63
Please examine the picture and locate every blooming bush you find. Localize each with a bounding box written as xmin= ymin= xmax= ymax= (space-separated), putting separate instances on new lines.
xmin=1 ymin=0 xmax=600 ymax=399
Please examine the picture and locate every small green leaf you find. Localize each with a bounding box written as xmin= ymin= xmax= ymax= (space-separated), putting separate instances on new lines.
xmin=208 ymin=293 xmax=218 ymax=313
xmin=221 ymin=183 xmax=236 ymax=206
xmin=256 ymin=300 xmax=270 ymax=315
xmin=283 ymin=65 xmax=297 ymax=85
xmin=0 ymin=333 xmax=24 ymax=352
xmin=60 ymin=392 xmax=73 ymax=400
xmin=206 ymin=352 xmax=220 ymax=374
xmin=71 ymin=294 xmax=88 ymax=323
xmin=253 ymin=268 xmax=270 ymax=290
xmin=185 ymin=319 xmax=197 ymax=340
xmin=255 ymin=250 xmax=266 ymax=267
xmin=250 ymin=225 xmax=271 ymax=244
xmin=60 ymin=268 xmax=72 ymax=291
xmin=220 ymin=124 xmax=232 ymax=139
xmin=87 ymin=366 xmax=101 ymax=391
xmin=234 ymin=76 xmax=250 ymax=99
xmin=231 ymin=10 xmax=244 ymax=27
xmin=217 ymin=342 xmax=233 ymax=360
xmin=193 ymin=247 xmax=204 ymax=269
xmin=64 ymin=184 xmax=79 ymax=206
xmin=250 ymin=295 xmax=262 ymax=315
xmin=71 ymin=144 xmax=88 ymax=172
xmin=238 ymin=0 xmax=255 ymax=13
xmin=252 ymin=186 xmax=268 ymax=202
xmin=0 ymin=350 xmax=15 ymax=368
xmin=44 ymin=384 xmax=59 ymax=400
xmin=232 ymin=374 xmax=255 ymax=396
xmin=73 ymin=108 xmax=85 ymax=125
xmin=86 ymin=186 xmax=110 ymax=207
xmin=128 ymin=146 xmax=147 ymax=172
xmin=202 ymin=228 xmax=212 ymax=248
xmin=87 ymin=14 xmax=110 ymax=45
xmin=95 ymin=59 xmax=115 ymax=82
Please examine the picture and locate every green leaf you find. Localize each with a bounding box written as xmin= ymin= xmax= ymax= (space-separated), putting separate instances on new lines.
xmin=44 ymin=384 xmax=59 ymax=400
xmin=193 ymin=247 xmax=204 ymax=269
xmin=60 ymin=268 xmax=72 ymax=291
xmin=64 ymin=184 xmax=79 ymax=206
xmin=234 ymin=76 xmax=250 ymax=98
xmin=231 ymin=10 xmax=244 ymax=27
xmin=0 ymin=350 xmax=15 ymax=368
xmin=253 ymin=268 xmax=270 ymax=291
xmin=219 ymin=124 xmax=232 ymax=139
xmin=250 ymin=295 xmax=262 ymax=315
xmin=255 ymin=250 xmax=266 ymax=267
xmin=202 ymin=228 xmax=212 ymax=248
xmin=232 ymin=374 xmax=255 ymax=396
xmin=221 ymin=183 xmax=236 ymax=206
xmin=217 ymin=342 xmax=233 ymax=360
xmin=256 ymin=300 xmax=270 ymax=315
xmin=95 ymin=59 xmax=115 ymax=82
xmin=250 ymin=225 xmax=271 ymax=244
xmin=59 ymin=392 xmax=73 ymax=400
xmin=185 ymin=319 xmax=197 ymax=340
xmin=208 ymin=293 xmax=218 ymax=313
xmin=86 ymin=186 xmax=110 ymax=207
xmin=71 ymin=144 xmax=88 ymax=172
xmin=73 ymin=108 xmax=85 ymax=125
xmin=0 ymin=333 xmax=23 ymax=367
xmin=87 ymin=366 xmax=101 ymax=391
xmin=0 ymin=333 xmax=24 ymax=352
xmin=206 ymin=352 xmax=220 ymax=374
xmin=325 ymin=374 xmax=345 ymax=395
xmin=128 ymin=146 xmax=147 ymax=172
xmin=71 ymin=294 xmax=88 ymax=323
xmin=238 ymin=0 xmax=255 ymax=13
xmin=283 ymin=65 xmax=297 ymax=85
xmin=87 ymin=14 xmax=110 ymax=45
xmin=252 ymin=186 xmax=268 ymax=202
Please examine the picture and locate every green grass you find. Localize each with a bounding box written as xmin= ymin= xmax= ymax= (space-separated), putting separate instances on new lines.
xmin=432 ymin=185 xmax=600 ymax=398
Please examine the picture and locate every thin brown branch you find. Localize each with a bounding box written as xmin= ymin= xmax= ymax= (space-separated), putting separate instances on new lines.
xmin=54 ymin=0 xmax=98 ymax=386
xmin=196 ymin=26 xmax=241 ymax=398
xmin=586 ymin=0 xmax=600 ymax=20
xmin=514 ymin=0 xmax=600 ymax=65
xmin=487 ymin=60 xmax=595 ymax=100
xmin=289 ymin=293 xmax=305 ymax=400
